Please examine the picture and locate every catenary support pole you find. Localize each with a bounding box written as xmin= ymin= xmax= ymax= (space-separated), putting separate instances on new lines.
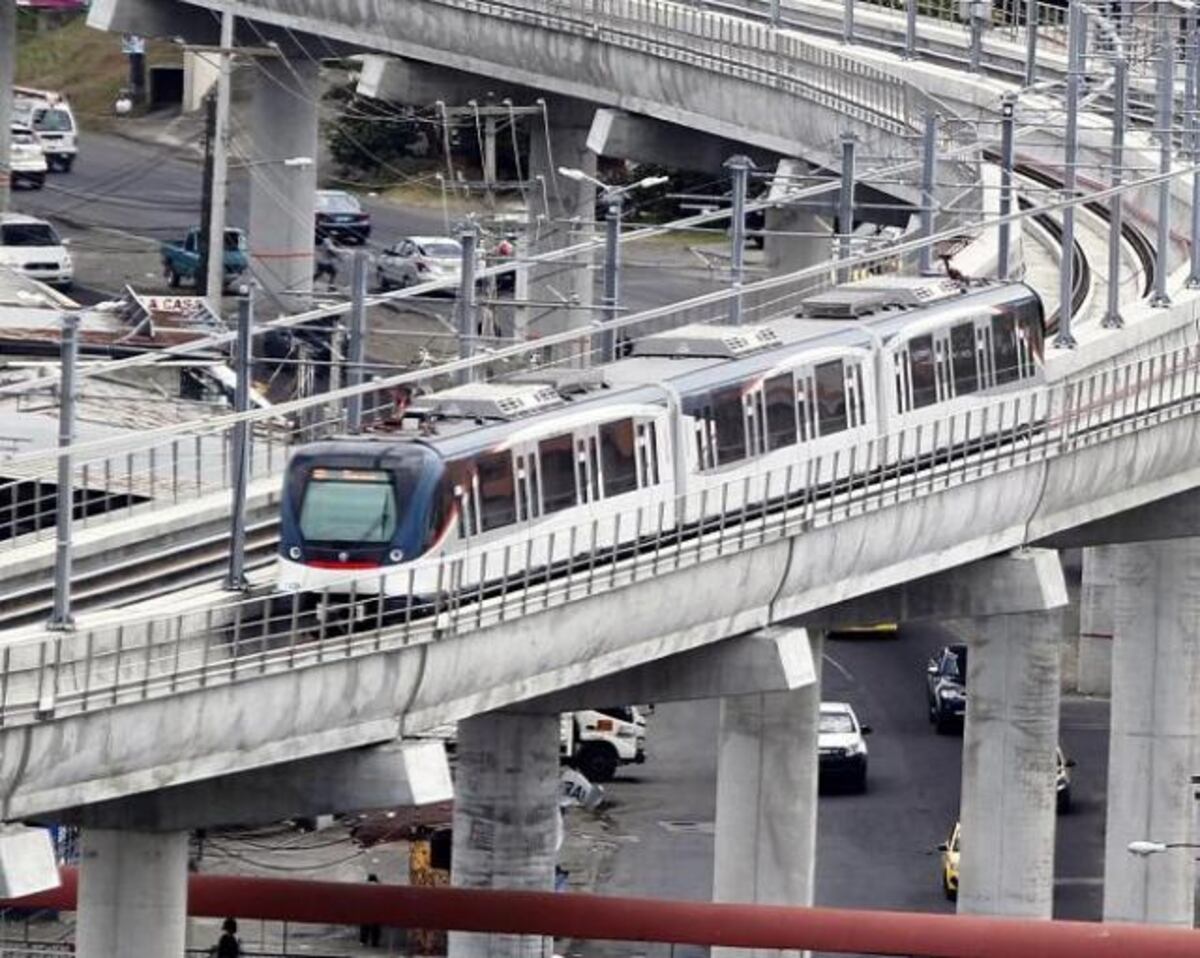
xmin=346 ymin=249 xmax=368 ymax=431
xmin=726 ymin=155 xmax=752 ymax=325
xmin=769 ymin=0 xmax=780 ymax=26
xmin=456 ymin=227 xmax=478 ymax=384
xmin=48 ymin=312 xmax=79 ymax=631
xmin=1054 ymin=0 xmax=1081 ymax=348
xmin=225 ymin=295 xmax=252 ymax=592
xmin=1152 ymin=10 xmax=1174 ymax=307
xmin=969 ymin=1 xmax=984 ymax=73
xmin=601 ymin=194 xmax=621 ymax=362
xmin=1105 ymin=56 xmax=1127 ymax=326
xmin=1188 ymin=8 xmax=1200 ymax=288
xmin=0 ymin=0 xmax=14 ymax=213
xmin=843 ymin=0 xmax=853 ymax=43
xmin=997 ymin=94 xmax=1016 ymax=280
xmin=919 ymin=114 xmax=937 ymax=275
xmin=204 ymin=10 xmax=235 ymax=316
xmin=838 ymin=134 xmax=856 ymax=284
xmin=1024 ymin=0 xmax=1038 ymax=86
xmin=197 ymin=92 xmax=217 ymax=299
xmin=905 ymin=0 xmax=917 ymax=58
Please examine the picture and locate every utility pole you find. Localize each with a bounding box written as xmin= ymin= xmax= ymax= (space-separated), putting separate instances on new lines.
xmin=225 ymin=294 xmax=252 ymax=592
xmin=1104 ymin=55 xmax=1127 ymax=327
xmin=1151 ymin=10 xmax=1174 ymax=308
xmin=919 ymin=113 xmax=937 ymax=275
xmin=725 ymin=155 xmax=752 ymax=325
xmin=197 ymin=92 xmax=217 ymax=299
xmin=1024 ymin=0 xmax=1038 ymax=86
xmin=48 ymin=313 xmax=80 ymax=631
xmin=0 ymin=0 xmax=16 ymax=214
xmin=204 ymin=10 xmax=235 ymax=316
xmin=1054 ymin=0 xmax=1081 ymax=347
xmin=346 ymin=249 xmax=368 ymax=431
xmin=456 ymin=227 xmax=478 ymax=385
xmin=904 ymin=0 xmax=917 ymax=58
xmin=601 ymin=194 xmax=621 ymax=362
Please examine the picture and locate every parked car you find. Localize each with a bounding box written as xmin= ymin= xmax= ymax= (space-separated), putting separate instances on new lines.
xmin=818 ymin=701 xmax=871 ymax=793
xmin=160 ymin=227 xmax=248 ymax=290
xmin=376 ymin=235 xmax=483 ymax=293
xmin=13 ymin=88 xmax=78 ymax=172
xmin=0 ymin=213 xmax=72 ymax=288
xmin=937 ymin=821 xmax=960 ymax=901
xmin=315 ymin=189 xmax=371 ymax=244
xmin=925 ymin=643 xmax=967 ymax=733
xmin=9 ymin=124 xmax=47 ymax=189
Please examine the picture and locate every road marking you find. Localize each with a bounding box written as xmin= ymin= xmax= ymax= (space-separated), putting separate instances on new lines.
xmin=822 ymin=652 xmax=854 ymax=682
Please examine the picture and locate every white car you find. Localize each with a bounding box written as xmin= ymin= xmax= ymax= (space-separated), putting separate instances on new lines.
xmin=9 ymin=124 xmax=47 ymax=189
xmin=0 ymin=214 xmax=73 ymax=288
xmin=818 ymin=701 xmax=871 ymax=793
xmin=13 ymin=90 xmax=78 ymax=172
xmin=376 ymin=236 xmax=484 ymax=293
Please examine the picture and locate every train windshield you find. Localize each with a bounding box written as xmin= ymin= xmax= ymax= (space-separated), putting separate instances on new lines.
xmin=299 ymin=468 xmax=398 ymax=543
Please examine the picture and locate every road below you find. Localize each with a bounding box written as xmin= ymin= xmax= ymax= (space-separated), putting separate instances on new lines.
xmin=561 ymin=622 xmax=1110 ymax=957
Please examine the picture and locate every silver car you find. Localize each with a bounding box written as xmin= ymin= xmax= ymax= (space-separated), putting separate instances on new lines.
xmin=376 ymin=236 xmax=482 ymax=293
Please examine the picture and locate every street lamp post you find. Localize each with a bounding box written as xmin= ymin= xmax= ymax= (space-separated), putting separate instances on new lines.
xmin=557 ymin=167 xmax=668 ymax=363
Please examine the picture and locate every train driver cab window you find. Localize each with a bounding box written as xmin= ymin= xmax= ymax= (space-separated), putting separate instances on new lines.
xmin=600 ymin=419 xmax=639 ymax=497
xmin=814 ymin=360 xmax=848 ymax=435
xmin=538 ymin=434 xmax=577 ymax=514
xmin=476 ymin=451 xmax=517 ymax=532
xmin=908 ymin=335 xmax=938 ymax=408
xmin=712 ymin=385 xmax=748 ymax=465
xmin=950 ymin=322 xmax=979 ymax=396
xmin=300 ymin=468 xmax=397 ymax=543
xmin=764 ymin=372 xmax=798 ymax=450
xmin=991 ymin=313 xmax=1020 ymax=384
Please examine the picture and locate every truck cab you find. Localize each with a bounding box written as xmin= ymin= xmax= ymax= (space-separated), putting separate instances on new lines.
xmin=561 ymin=707 xmax=647 ymax=783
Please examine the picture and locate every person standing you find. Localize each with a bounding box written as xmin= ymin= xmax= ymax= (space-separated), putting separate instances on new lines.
xmin=314 ymin=236 xmax=340 ymax=291
xmin=215 ymin=917 xmax=242 ymax=957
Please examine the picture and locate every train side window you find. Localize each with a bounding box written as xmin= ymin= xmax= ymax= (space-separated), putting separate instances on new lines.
xmin=814 ymin=360 xmax=848 ymax=435
xmin=515 ymin=454 xmax=530 ymax=522
xmin=950 ymin=322 xmax=979 ymax=395
xmin=476 ymin=450 xmax=517 ymax=532
xmin=992 ymin=313 xmax=1020 ymax=384
xmin=764 ymin=372 xmax=798 ymax=450
xmin=712 ymin=385 xmax=748 ymax=465
xmin=538 ymin=434 xmax=577 ymax=515
xmin=797 ymin=374 xmax=816 ymax=441
xmin=977 ymin=326 xmax=993 ymax=388
xmin=908 ymin=335 xmax=937 ymax=408
xmin=588 ymin=436 xmax=601 ymax=501
xmin=600 ymin=419 xmax=639 ymax=497
xmin=893 ymin=352 xmax=910 ymax=413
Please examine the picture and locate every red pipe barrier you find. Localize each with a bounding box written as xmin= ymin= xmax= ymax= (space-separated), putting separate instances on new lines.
xmin=7 ymin=868 xmax=1200 ymax=957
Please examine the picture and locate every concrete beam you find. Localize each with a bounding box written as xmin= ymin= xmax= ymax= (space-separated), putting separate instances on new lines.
xmin=357 ymin=55 xmax=536 ymax=106
xmin=516 ymin=626 xmax=816 ymax=712
xmin=51 ymin=741 xmax=451 ymax=831
xmin=586 ymin=108 xmax=776 ymax=172
xmin=87 ymin=0 xmax=216 ymax=44
xmin=1035 ymin=488 xmax=1200 ymax=549
xmin=798 ymin=547 xmax=1068 ymax=631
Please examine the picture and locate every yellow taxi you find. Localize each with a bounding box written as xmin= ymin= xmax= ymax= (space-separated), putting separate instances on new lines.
xmin=937 ymin=821 xmax=960 ymax=901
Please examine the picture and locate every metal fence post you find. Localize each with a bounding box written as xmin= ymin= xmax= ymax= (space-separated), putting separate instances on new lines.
xmin=48 ymin=312 xmax=79 ymax=631
xmin=969 ymin=1 xmax=984 ymax=73
xmin=843 ymin=0 xmax=853 ymax=44
xmin=1054 ymin=0 xmax=1081 ymax=348
xmin=1105 ymin=55 xmax=1128 ymax=327
xmin=1024 ymin=0 xmax=1038 ymax=86
xmin=1152 ymin=11 xmax=1175 ymax=307
xmin=456 ymin=226 xmax=479 ymax=383
xmin=905 ymin=0 xmax=918 ymax=58
xmin=225 ymin=295 xmax=252 ymax=591
xmin=601 ymin=194 xmax=621 ymax=360
xmin=725 ymin=154 xmax=752 ymax=325
xmin=918 ymin=114 xmax=937 ymax=276
xmin=997 ymin=94 xmax=1016 ymax=280
xmin=837 ymin=133 xmax=857 ymax=284
xmin=346 ymin=249 xmax=368 ymax=431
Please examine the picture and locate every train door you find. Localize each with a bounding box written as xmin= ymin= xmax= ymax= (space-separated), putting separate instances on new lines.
xmin=744 ymin=387 xmax=766 ymax=458
xmin=977 ymin=322 xmax=994 ymax=389
xmin=512 ymin=442 xmax=542 ymax=526
xmin=796 ymin=370 xmax=818 ymax=442
xmin=933 ymin=333 xmax=954 ymax=402
xmin=574 ymin=426 xmax=602 ymax=507
xmin=844 ymin=361 xmax=868 ymax=428
xmin=892 ymin=348 xmax=914 ymax=414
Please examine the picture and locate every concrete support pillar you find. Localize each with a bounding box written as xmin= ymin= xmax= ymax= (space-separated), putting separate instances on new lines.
xmin=526 ymin=110 xmax=596 ymax=359
xmin=1077 ymin=545 xmax=1115 ymax=695
xmin=247 ymin=56 xmax=320 ymax=314
xmin=958 ymin=608 xmax=1062 ymax=918
xmin=713 ymin=632 xmax=823 ymax=958
xmin=763 ymin=160 xmax=829 ymax=282
xmin=76 ymin=829 xmax=188 ymax=958
xmin=1103 ymin=539 xmax=1200 ymax=925
xmin=449 ymin=710 xmax=559 ymax=958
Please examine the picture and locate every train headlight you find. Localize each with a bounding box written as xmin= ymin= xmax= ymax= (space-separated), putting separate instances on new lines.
xmin=388 ymin=548 xmax=404 ymax=563
xmin=288 ymin=546 xmax=302 ymax=561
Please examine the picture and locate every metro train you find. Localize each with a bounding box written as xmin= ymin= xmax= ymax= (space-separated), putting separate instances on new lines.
xmin=276 ymin=276 xmax=1045 ymax=599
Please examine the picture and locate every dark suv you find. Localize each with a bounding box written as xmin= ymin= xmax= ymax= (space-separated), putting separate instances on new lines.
xmin=925 ymin=643 xmax=967 ymax=734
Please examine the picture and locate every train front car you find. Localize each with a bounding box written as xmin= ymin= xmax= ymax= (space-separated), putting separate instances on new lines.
xmin=277 ymin=439 xmax=447 ymax=595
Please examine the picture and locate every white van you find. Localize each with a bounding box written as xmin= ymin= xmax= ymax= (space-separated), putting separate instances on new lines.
xmin=13 ymin=87 xmax=78 ymax=173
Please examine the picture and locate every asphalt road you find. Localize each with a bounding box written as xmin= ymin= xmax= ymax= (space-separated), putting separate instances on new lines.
xmin=9 ymin=131 xmax=721 ymax=312
xmin=569 ymin=622 xmax=1110 ymax=957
